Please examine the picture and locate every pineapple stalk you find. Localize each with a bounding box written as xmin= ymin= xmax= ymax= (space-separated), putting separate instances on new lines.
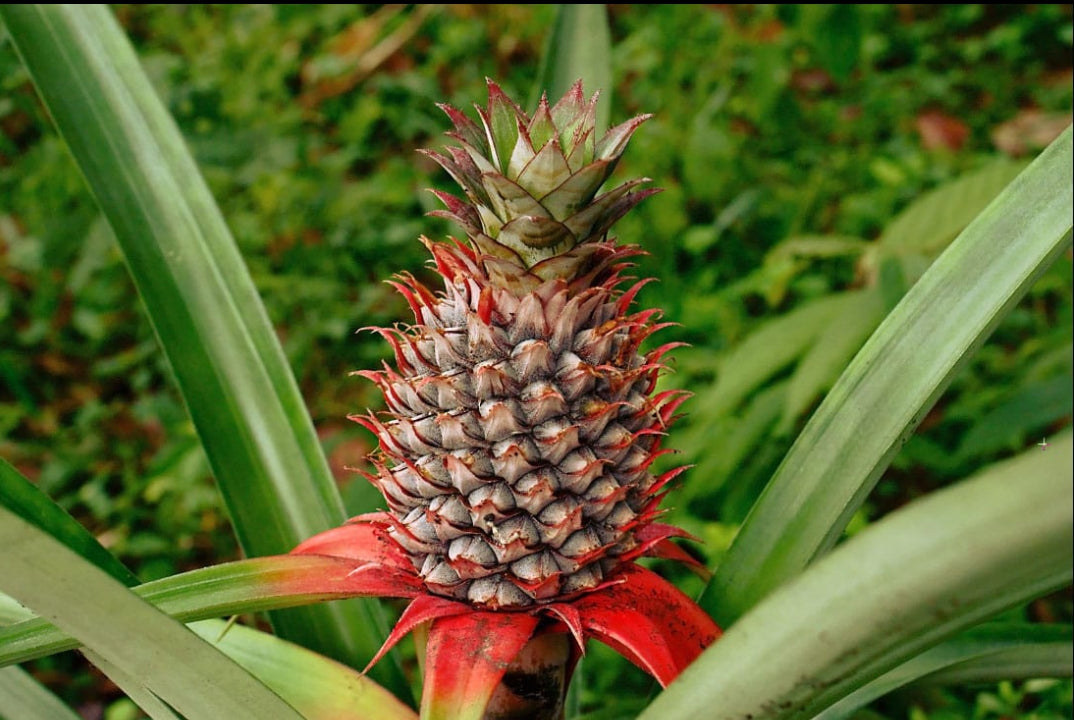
xmin=482 ymin=631 xmax=571 ymax=720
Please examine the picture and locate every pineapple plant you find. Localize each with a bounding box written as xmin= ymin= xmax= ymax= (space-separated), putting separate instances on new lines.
xmin=3 ymin=7 xmax=1070 ymax=720
xmin=292 ymin=80 xmax=719 ymax=719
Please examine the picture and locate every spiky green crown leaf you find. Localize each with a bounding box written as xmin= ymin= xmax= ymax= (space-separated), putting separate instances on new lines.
xmin=423 ymin=79 xmax=656 ymax=286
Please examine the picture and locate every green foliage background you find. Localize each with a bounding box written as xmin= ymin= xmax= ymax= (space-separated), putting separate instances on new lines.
xmin=1 ymin=4 xmax=1071 ymax=718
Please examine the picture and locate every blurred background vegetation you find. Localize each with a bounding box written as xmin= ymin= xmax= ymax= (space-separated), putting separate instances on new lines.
xmin=1 ymin=4 xmax=1071 ymax=719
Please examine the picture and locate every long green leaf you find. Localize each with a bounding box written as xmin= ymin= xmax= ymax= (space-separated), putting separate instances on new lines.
xmin=640 ymin=433 xmax=1073 ymax=720
xmin=0 ymin=4 xmax=402 ymax=689
xmin=535 ymin=4 xmax=613 ymax=128
xmin=0 ymin=666 xmax=82 ymax=720
xmin=2 ymin=618 xmax=419 ymax=720
xmin=0 ymin=554 xmax=380 ymax=667
xmin=0 ymin=459 xmax=138 ymax=586
xmin=815 ymin=623 xmax=1073 ymax=720
xmin=1 ymin=561 xmax=417 ymax=718
xmin=705 ymin=126 xmax=1074 ymax=624
xmin=917 ymin=643 xmax=1073 ymax=687
xmin=0 ymin=503 xmax=303 ymax=720
xmin=187 ymin=620 xmax=418 ymax=720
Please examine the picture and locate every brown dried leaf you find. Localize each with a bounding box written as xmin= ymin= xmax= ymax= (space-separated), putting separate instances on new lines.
xmin=991 ymin=109 xmax=1074 ymax=157
xmin=916 ymin=110 xmax=970 ymax=152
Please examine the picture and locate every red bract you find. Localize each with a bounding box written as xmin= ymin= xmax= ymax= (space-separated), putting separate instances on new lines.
xmin=291 ymin=514 xmax=720 ymax=719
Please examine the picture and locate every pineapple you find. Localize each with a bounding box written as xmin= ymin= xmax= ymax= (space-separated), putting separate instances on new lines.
xmin=354 ymin=79 xmax=688 ymax=609
xmin=292 ymin=80 xmax=718 ymax=720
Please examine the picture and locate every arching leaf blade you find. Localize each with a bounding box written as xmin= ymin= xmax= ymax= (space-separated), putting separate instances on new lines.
xmin=0 ymin=458 xmax=138 ymax=587
xmin=705 ymin=126 xmax=1074 ymax=625
xmin=814 ymin=623 xmax=1073 ymax=720
xmin=0 ymin=5 xmax=403 ymax=692
xmin=0 ymin=503 xmax=304 ymax=720
xmin=188 ymin=620 xmax=419 ymax=720
xmin=643 ymin=433 xmax=1073 ymax=720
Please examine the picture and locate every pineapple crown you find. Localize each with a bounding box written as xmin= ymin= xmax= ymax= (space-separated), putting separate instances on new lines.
xmin=422 ymin=79 xmax=658 ymax=282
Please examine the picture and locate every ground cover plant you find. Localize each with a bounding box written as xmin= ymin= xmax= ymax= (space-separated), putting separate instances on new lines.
xmin=0 ymin=4 xmax=1071 ymax=719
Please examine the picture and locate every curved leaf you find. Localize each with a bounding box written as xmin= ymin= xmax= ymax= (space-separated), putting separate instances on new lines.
xmin=706 ymin=126 xmax=1074 ymax=624
xmin=80 ymin=648 xmax=184 ymax=720
xmin=915 ymin=640 xmax=1072 ymax=686
xmin=0 ymin=554 xmax=401 ymax=667
xmin=0 ymin=503 xmax=303 ymax=720
xmin=0 ymin=4 xmax=402 ymax=689
xmin=0 ymin=458 xmax=138 ymax=586
xmin=641 ymin=433 xmax=1073 ymax=720
xmin=188 ymin=620 xmax=418 ymax=720
xmin=816 ymin=623 xmax=1073 ymax=720
xmin=570 ymin=565 xmax=721 ymax=687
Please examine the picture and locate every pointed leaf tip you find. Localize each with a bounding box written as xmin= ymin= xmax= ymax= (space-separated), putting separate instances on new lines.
xmin=596 ymin=114 xmax=654 ymax=161
xmin=362 ymin=593 xmax=471 ymax=673
xmin=573 ymin=565 xmax=720 ymax=687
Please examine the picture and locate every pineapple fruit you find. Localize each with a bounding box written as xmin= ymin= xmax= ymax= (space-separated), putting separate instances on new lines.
xmin=292 ymin=80 xmax=718 ymax=720
xmin=355 ymin=79 xmax=689 ymax=609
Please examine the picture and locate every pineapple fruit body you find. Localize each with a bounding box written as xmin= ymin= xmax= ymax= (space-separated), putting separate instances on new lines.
xmin=355 ymin=80 xmax=685 ymax=610
xmin=290 ymin=81 xmax=721 ymax=719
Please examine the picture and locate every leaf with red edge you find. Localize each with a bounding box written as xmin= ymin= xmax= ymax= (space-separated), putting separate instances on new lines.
xmin=645 ymin=539 xmax=712 ymax=579
xmin=291 ymin=513 xmax=409 ymax=567
xmin=420 ymin=611 xmax=541 ymax=720
xmin=290 ymin=513 xmax=424 ymax=597
xmin=541 ymin=602 xmax=586 ymax=650
xmin=364 ymin=593 xmax=472 ymax=672
xmin=0 ymin=554 xmax=422 ymax=668
xmin=572 ymin=565 xmax=720 ymax=687
xmin=625 ymin=523 xmax=712 ymax=579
